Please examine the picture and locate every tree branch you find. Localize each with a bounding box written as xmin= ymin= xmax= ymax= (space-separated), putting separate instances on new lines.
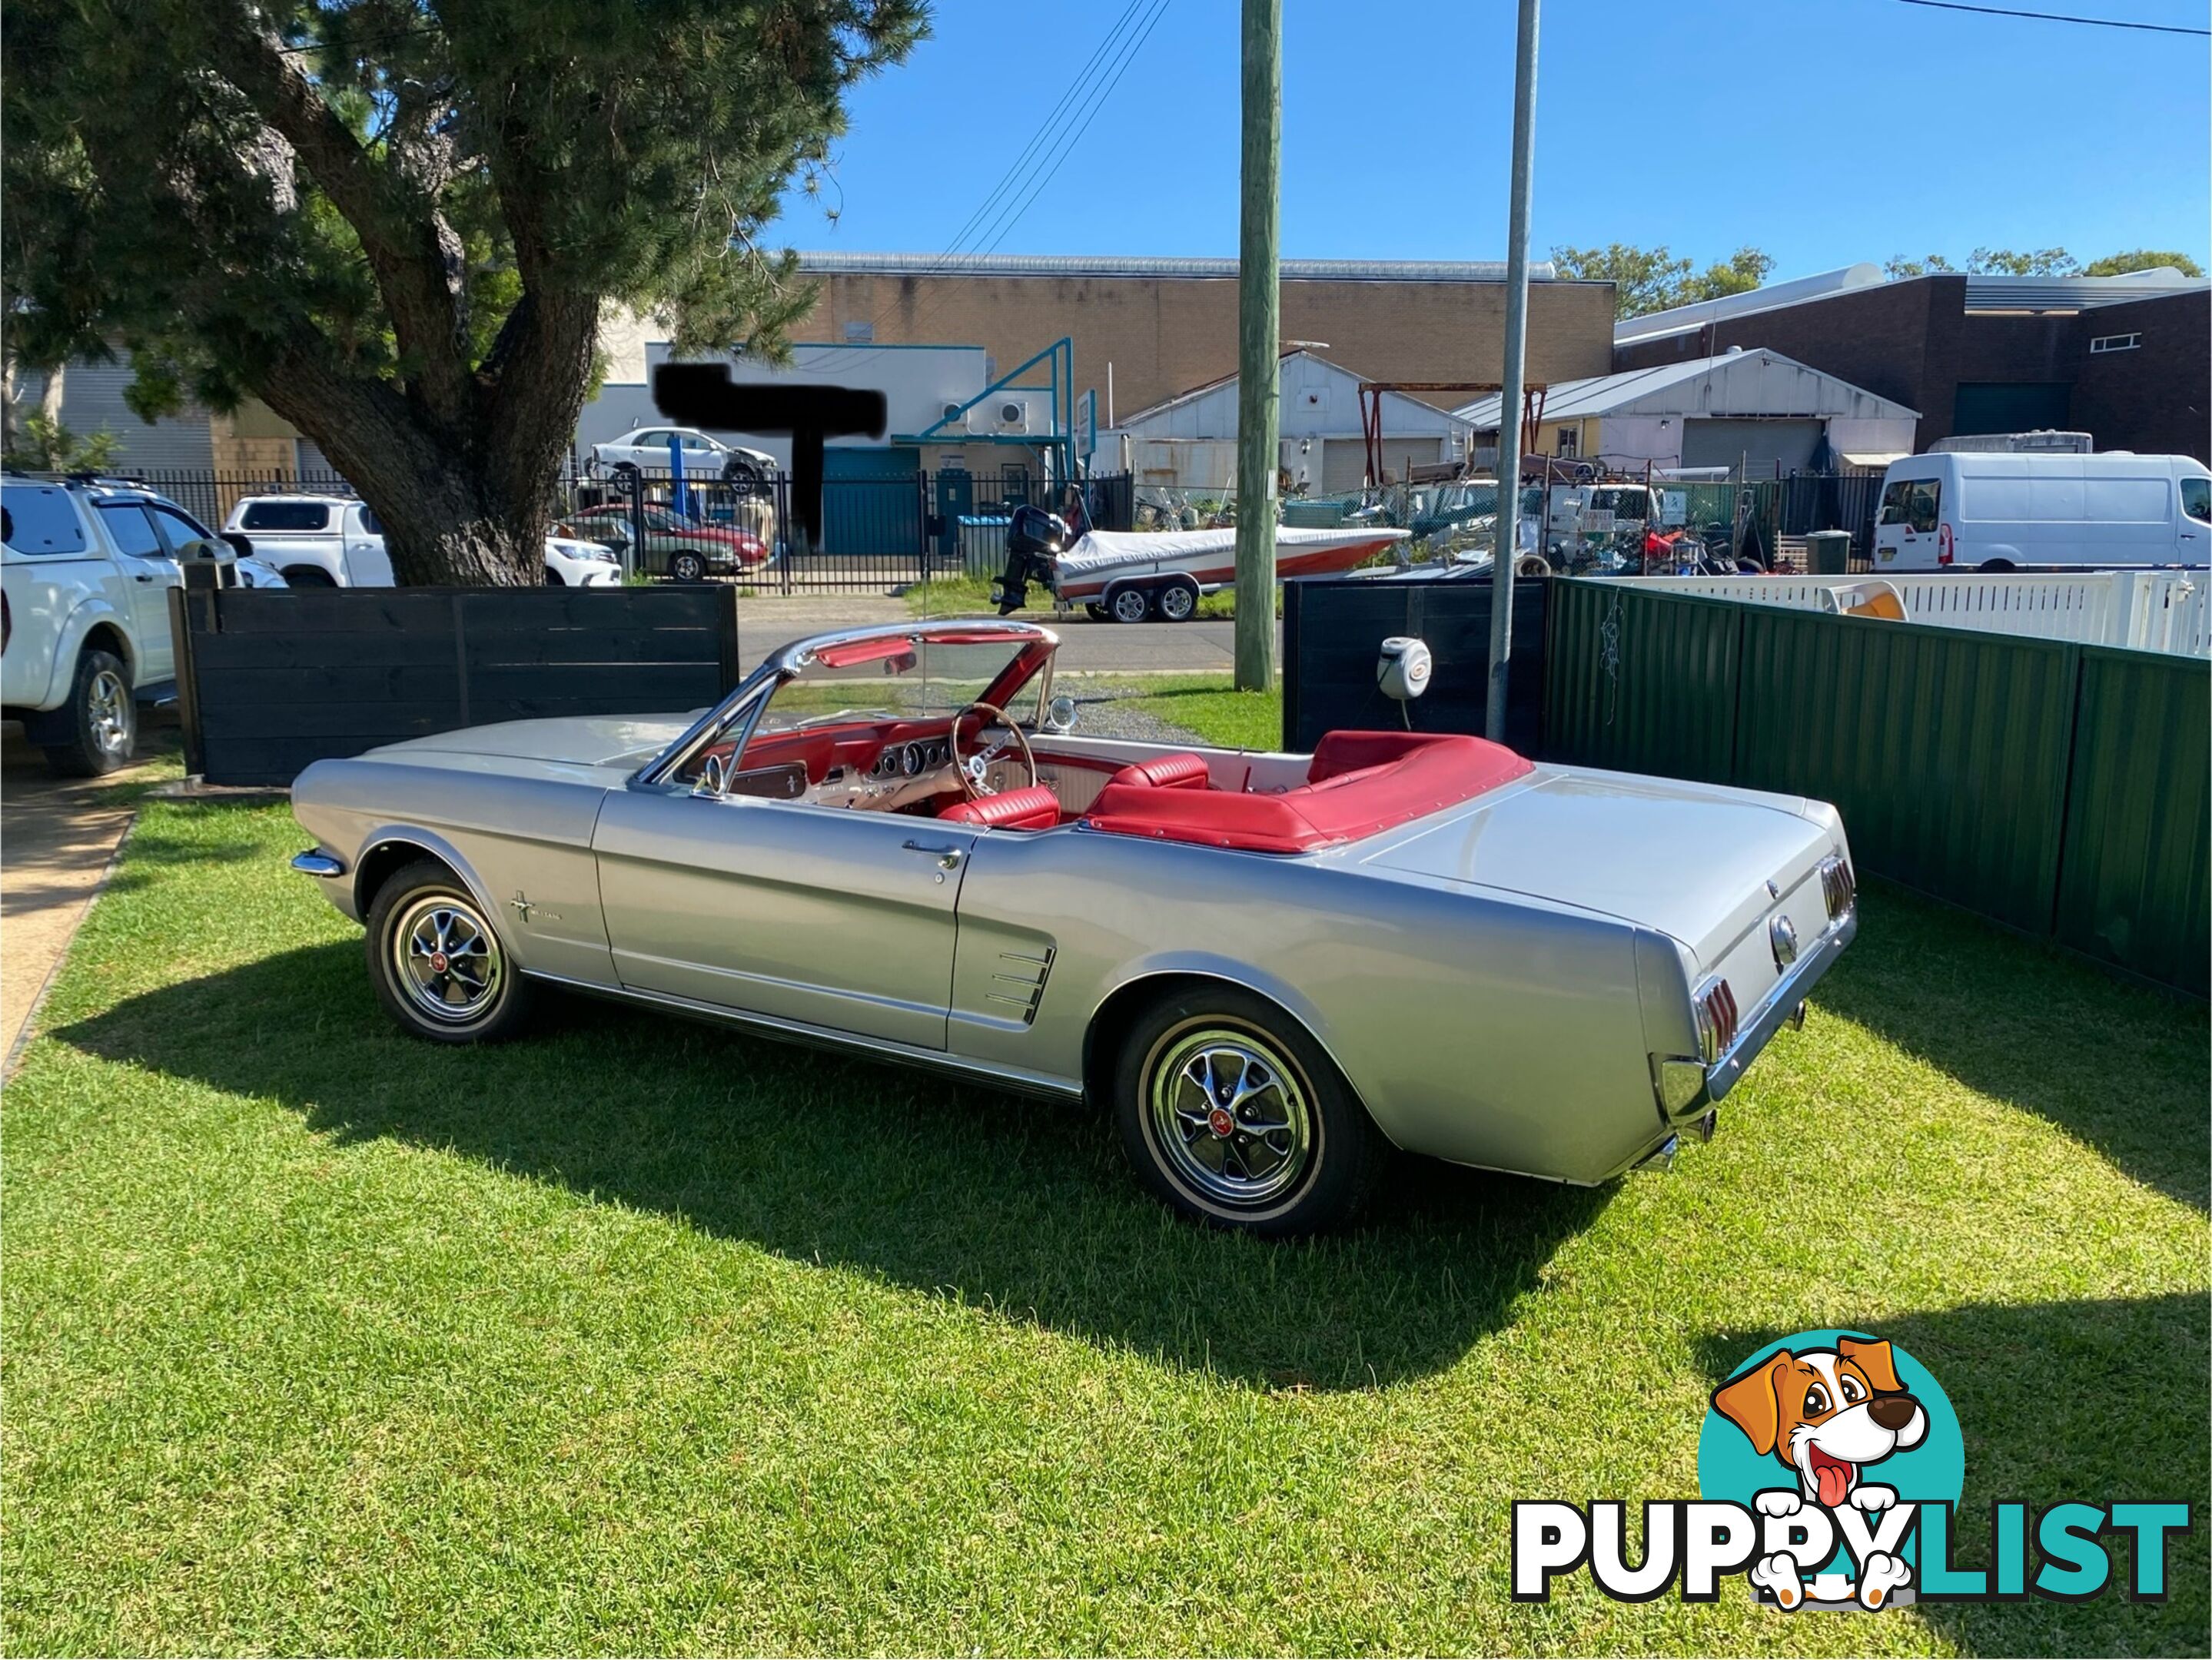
xmin=201 ymin=12 xmax=474 ymax=423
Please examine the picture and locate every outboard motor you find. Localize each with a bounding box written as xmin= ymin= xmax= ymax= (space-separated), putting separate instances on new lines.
xmin=993 ymin=505 xmax=1071 ymax=615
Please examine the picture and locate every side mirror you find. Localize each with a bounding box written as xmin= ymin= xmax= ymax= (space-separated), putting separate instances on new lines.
xmin=1042 ymin=694 xmax=1078 ymax=735
xmin=692 ymin=752 xmax=729 ymax=798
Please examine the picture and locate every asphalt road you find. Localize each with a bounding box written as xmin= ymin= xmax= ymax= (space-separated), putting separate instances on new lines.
xmin=733 ymin=596 xmax=1266 ymax=675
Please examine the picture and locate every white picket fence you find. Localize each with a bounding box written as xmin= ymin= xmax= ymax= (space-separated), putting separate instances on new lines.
xmin=1603 ymin=570 xmax=2211 ymax=658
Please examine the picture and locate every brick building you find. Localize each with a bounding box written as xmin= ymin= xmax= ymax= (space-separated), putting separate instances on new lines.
xmin=787 ymin=252 xmax=1617 ymax=423
xmin=1613 ymin=266 xmax=2209 ymax=462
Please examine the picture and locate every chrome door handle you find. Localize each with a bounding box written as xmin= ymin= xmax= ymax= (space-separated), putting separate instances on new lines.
xmin=902 ymin=839 xmax=965 ymax=870
xmin=134 ymin=573 xmax=159 ymax=582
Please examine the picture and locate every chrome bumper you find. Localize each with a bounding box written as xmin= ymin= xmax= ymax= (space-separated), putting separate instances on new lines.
xmin=290 ymin=848 xmax=346 ymax=878
xmin=1704 ymin=908 xmax=1857 ymax=1105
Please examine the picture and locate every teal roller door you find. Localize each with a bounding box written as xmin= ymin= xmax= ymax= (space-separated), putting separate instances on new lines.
xmin=821 ymin=445 xmax=921 ymax=556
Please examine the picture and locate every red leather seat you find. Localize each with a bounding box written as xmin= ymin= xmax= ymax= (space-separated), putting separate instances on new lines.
xmin=1082 ymin=732 xmax=1533 ymax=853
xmin=1106 ymin=751 xmax=1212 ymax=791
xmin=938 ymin=785 xmax=1061 ymax=831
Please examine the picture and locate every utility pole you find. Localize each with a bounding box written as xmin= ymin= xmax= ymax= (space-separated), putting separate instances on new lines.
xmin=1233 ymin=0 xmax=1281 ymax=692
xmin=1486 ymin=0 xmax=1540 ymax=743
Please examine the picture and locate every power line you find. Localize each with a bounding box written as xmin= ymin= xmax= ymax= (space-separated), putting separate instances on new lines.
xmin=803 ymin=0 xmax=1174 ymax=374
xmin=1894 ymin=0 xmax=2210 ymax=35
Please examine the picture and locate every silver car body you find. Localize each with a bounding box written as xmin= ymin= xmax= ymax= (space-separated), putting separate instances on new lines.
xmin=291 ymin=619 xmax=1856 ymax=1186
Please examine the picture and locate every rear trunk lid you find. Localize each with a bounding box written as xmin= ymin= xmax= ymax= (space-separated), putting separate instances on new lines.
xmin=1357 ymin=765 xmax=1838 ymax=984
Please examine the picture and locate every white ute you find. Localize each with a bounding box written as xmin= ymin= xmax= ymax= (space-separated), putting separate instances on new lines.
xmin=224 ymin=493 xmax=621 ymax=587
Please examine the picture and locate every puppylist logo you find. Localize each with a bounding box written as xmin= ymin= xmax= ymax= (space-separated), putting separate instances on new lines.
xmin=1513 ymin=1329 xmax=2190 ymax=1612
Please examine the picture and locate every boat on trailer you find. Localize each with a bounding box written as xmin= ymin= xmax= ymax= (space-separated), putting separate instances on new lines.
xmin=994 ymin=509 xmax=1410 ymax=622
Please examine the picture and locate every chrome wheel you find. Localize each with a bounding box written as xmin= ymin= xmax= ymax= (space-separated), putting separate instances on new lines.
xmin=390 ymin=895 xmax=504 ymax=1024
xmin=1145 ymin=1024 xmax=1316 ymax=1208
xmin=1111 ymin=587 xmax=1150 ymax=624
xmin=1157 ymin=583 xmax=1197 ymax=622
xmin=86 ymin=668 xmax=130 ymax=755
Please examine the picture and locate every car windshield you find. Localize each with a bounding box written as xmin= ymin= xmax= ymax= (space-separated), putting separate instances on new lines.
xmin=754 ymin=636 xmax=1043 ymax=737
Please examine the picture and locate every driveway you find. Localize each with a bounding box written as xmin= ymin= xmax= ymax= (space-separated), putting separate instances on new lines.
xmin=735 ymin=595 xmax=1270 ymax=675
xmin=1 ymin=724 xmax=173 ymax=1065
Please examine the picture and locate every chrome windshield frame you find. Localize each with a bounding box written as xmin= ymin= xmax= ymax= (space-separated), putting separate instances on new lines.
xmin=636 ymin=618 xmax=1059 ymax=789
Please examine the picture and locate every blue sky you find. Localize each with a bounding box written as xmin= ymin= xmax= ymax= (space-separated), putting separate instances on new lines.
xmin=776 ymin=0 xmax=2211 ymax=281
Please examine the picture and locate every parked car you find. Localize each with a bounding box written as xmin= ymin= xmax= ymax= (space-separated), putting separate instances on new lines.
xmin=222 ymin=494 xmax=392 ymax=586
xmin=1874 ymin=451 xmax=2212 ymax=572
xmin=1 ymin=473 xmax=252 ymax=773
xmin=556 ymin=504 xmax=770 ymax=583
xmin=589 ymin=427 xmax=777 ymax=483
xmin=543 ymin=536 xmax=623 ymax=587
xmin=228 ymin=492 xmax=630 ymax=587
xmin=289 ymin=619 xmax=1858 ymax=1235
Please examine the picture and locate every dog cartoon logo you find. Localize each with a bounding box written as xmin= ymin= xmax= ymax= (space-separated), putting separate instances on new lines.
xmin=1698 ymin=1328 xmax=1964 ymax=1612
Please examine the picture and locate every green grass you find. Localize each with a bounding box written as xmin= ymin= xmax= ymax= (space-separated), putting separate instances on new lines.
xmin=4 ymin=801 xmax=2206 ymax=1655
xmin=1066 ymin=672 xmax=1286 ymax=751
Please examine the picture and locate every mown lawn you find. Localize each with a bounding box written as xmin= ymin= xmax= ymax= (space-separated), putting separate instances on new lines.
xmin=3 ymin=798 xmax=2205 ymax=1655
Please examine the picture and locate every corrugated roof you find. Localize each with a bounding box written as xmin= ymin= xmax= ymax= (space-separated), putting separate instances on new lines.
xmin=1454 ymin=349 xmax=1918 ymax=426
xmin=796 ymin=251 xmax=1563 ymax=283
xmin=1614 ymin=264 xmax=1886 ymax=344
xmin=1114 ymin=348 xmax=1472 ymax=429
xmin=1962 ymin=271 xmax=2208 ymax=312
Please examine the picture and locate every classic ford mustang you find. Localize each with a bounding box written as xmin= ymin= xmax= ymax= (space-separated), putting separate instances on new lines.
xmin=291 ymin=619 xmax=1856 ymax=1233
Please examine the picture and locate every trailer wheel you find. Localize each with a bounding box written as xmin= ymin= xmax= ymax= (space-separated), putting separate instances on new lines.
xmin=1107 ymin=584 xmax=1151 ymax=625
xmin=1084 ymin=602 xmax=1109 ymax=622
xmin=1155 ymin=577 xmax=1201 ymax=622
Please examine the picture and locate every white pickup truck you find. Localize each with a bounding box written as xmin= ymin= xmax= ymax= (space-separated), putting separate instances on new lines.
xmin=4 ymin=477 xmax=180 ymax=772
xmin=224 ymin=493 xmax=621 ymax=586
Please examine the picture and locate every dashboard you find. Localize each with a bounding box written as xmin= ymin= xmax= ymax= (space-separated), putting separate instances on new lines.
xmin=865 ymin=736 xmax=952 ymax=782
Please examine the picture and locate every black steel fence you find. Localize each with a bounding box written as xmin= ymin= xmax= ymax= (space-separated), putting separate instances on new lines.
xmin=553 ymin=465 xmax=1134 ymax=592
xmin=33 ymin=463 xmax=1133 ymax=593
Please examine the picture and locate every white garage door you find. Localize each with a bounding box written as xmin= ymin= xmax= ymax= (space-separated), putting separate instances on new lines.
xmin=1320 ymin=435 xmax=1440 ymax=492
xmin=1681 ymin=418 xmax=1825 ymax=476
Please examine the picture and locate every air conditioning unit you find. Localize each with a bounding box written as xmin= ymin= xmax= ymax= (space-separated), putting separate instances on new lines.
xmin=992 ymin=397 xmax=1032 ymax=434
xmin=938 ymin=400 xmax=975 ymax=435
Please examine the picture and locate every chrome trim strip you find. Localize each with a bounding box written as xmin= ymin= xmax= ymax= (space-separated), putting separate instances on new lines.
xmin=520 ymin=968 xmax=1087 ymax=1100
xmin=290 ymin=849 xmax=345 ymax=878
xmin=1704 ymin=909 xmax=1858 ymax=1104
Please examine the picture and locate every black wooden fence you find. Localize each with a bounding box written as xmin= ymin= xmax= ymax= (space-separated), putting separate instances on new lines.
xmin=1280 ymin=577 xmax=1549 ymax=756
xmin=173 ymin=586 xmax=740 ymax=787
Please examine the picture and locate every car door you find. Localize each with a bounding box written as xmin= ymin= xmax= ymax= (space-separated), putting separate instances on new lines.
xmin=89 ymin=500 xmax=177 ymax=682
xmin=340 ymin=503 xmax=394 ymax=586
xmin=2178 ymin=476 xmax=2209 ymax=563
xmin=593 ymin=788 xmax=979 ymax=1050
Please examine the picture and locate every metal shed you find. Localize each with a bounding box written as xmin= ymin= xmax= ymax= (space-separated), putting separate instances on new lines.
xmin=1100 ymin=350 xmax=1479 ymax=491
xmin=1454 ymin=348 xmax=1918 ymax=476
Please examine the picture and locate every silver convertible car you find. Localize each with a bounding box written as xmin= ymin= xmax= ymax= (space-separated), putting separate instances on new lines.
xmin=291 ymin=619 xmax=1857 ymax=1234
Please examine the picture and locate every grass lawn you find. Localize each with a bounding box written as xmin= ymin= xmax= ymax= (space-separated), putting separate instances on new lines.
xmin=4 ymin=798 xmax=2205 ymax=1655
xmin=1061 ymin=672 xmax=1286 ymax=752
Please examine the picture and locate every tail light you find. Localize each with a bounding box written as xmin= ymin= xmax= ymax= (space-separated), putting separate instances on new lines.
xmin=1818 ymin=855 xmax=1857 ymax=921
xmin=1695 ymin=978 xmax=1739 ymax=1064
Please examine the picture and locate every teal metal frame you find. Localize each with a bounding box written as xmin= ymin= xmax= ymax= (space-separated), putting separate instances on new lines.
xmin=897 ymin=337 xmax=1078 ymax=478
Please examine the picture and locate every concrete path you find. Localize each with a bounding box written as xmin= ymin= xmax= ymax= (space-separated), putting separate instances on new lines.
xmin=735 ymin=595 xmax=1268 ymax=675
xmin=1 ymin=726 xmax=171 ymax=1067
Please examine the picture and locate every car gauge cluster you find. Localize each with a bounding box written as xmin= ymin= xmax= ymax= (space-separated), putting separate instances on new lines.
xmin=867 ymin=738 xmax=951 ymax=781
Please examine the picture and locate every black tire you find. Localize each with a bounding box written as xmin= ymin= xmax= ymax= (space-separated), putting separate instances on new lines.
xmin=1107 ymin=585 xmax=1151 ymax=625
xmin=43 ymin=648 xmax=136 ymax=777
xmin=543 ymin=565 xmax=565 ymax=586
xmin=670 ymin=550 xmax=707 ymax=584
xmin=1114 ymin=985 xmax=1389 ymax=1236
xmin=1978 ymin=559 xmax=2016 ymax=573
xmin=282 ymin=565 xmax=337 ymax=587
xmin=1155 ymin=577 xmax=1201 ymax=622
xmin=1084 ymin=601 xmax=1109 ymax=622
xmin=722 ymin=458 xmax=763 ymax=493
xmin=364 ymin=859 xmax=534 ymax=1044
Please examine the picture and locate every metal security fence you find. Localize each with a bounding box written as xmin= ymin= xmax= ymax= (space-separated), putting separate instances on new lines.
xmin=1543 ymin=578 xmax=2210 ymax=995
xmin=554 ymin=466 xmax=1134 ymax=592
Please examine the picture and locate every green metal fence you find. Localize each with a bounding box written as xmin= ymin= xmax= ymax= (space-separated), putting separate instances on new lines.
xmin=1543 ymin=579 xmax=2210 ymax=996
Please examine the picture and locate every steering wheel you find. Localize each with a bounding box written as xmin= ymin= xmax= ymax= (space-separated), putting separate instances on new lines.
xmin=947 ymin=701 xmax=1038 ymax=800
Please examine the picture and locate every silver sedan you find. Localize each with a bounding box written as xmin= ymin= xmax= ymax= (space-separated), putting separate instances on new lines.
xmin=290 ymin=619 xmax=1856 ymax=1234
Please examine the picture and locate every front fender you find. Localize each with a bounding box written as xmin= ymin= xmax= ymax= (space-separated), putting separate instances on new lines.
xmin=33 ymin=596 xmax=137 ymax=707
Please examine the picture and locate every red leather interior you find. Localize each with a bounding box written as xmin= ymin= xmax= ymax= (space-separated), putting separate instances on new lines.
xmin=938 ymin=785 xmax=1062 ymax=831
xmin=1082 ymin=732 xmax=1532 ymax=853
xmin=1106 ymin=751 xmax=1213 ymax=791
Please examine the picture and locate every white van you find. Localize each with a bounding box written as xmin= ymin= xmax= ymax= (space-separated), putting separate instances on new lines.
xmin=1874 ymin=452 xmax=2210 ymax=572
